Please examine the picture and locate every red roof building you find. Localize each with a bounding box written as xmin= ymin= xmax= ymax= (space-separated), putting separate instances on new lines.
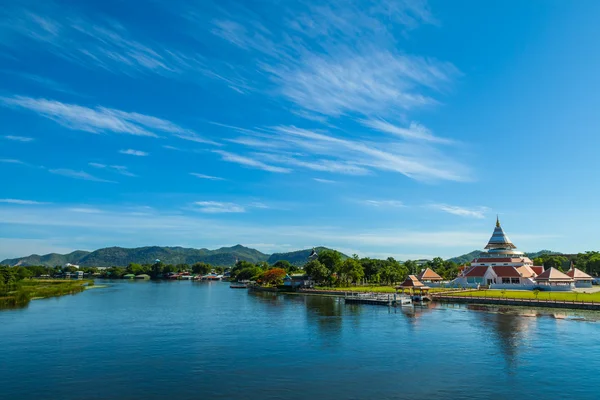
xmin=454 ymin=218 xmax=545 ymax=287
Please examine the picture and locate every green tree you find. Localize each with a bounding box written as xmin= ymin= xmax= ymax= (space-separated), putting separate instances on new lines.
xmin=273 ymin=260 xmax=292 ymax=271
xmin=404 ymin=260 xmax=418 ymax=275
xmin=304 ymin=259 xmax=330 ymax=284
xmin=544 ymin=255 xmax=568 ymax=271
xmin=236 ymin=266 xmax=263 ymax=281
xmin=318 ymin=250 xmax=343 ymax=276
xmin=341 ymin=258 xmax=364 ymax=285
xmin=16 ymin=267 xmax=33 ymax=280
xmin=192 ymin=262 xmax=212 ymax=275
xmin=127 ymin=263 xmax=143 ymax=275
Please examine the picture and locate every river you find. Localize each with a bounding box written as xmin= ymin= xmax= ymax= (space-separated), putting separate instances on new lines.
xmin=1 ymin=280 xmax=600 ymax=399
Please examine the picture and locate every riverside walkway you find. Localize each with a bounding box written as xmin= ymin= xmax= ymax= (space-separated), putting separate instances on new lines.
xmin=433 ymin=294 xmax=600 ymax=310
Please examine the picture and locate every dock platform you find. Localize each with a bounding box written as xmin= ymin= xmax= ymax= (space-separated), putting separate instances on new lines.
xmin=344 ymin=292 xmax=412 ymax=307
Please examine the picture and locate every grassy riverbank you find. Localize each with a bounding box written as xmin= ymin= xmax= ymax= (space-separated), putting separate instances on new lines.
xmin=446 ymin=289 xmax=600 ymax=302
xmin=315 ymin=286 xmax=456 ymax=294
xmin=0 ymin=279 xmax=93 ymax=309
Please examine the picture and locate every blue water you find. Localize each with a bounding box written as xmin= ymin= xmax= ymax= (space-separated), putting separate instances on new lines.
xmin=2 ymin=280 xmax=600 ymax=399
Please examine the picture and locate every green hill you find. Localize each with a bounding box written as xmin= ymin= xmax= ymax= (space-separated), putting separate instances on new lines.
xmin=1 ymin=245 xmax=347 ymax=268
xmin=3 ymin=250 xmax=91 ymax=267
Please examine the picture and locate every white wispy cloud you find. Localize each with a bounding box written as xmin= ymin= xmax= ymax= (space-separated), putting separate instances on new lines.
xmin=313 ymin=178 xmax=336 ymax=184
xmin=257 ymin=152 xmax=370 ymax=175
xmin=3 ymin=135 xmax=34 ymax=142
xmin=0 ymin=158 xmax=25 ymax=164
xmin=0 ymin=199 xmax=47 ymax=205
xmin=0 ymin=95 xmax=214 ymax=144
xmin=361 ymin=119 xmax=453 ymax=144
xmin=362 ymin=200 xmax=405 ymax=208
xmin=48 ymin=168 xmax=115 ymax=183
xmin=89 ymin=162 xmax=136 ymax=177
xmin=193 ymin=201 xmax=245 ymax=213
xmin=190 ymin=173 xmax=225 ymax=181
xmin=212 ymin=150 xmax=292 ymax=173
xmin=67 ymin=208 xmax=104 ymax=214
xmin=263 ymin=50 xmax=458 ymax=117
xmin=207 ymin=1 xmax=455 ymax=117
xmin=119 ymin=149 xmax=148 ymax=157
xmin=221 ymin=124 xmax=468 ymax=181
xmin=430 ymin=204 xmax=489 ymax=219
xmin=163 ymin=145 xmax=182 ymax=151
xmin=0 ymin=3 xmax=251 ymax=93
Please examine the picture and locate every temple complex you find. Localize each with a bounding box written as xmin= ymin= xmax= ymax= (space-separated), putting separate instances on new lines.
xmin=454 ymin=217 xmax=546 ymax=288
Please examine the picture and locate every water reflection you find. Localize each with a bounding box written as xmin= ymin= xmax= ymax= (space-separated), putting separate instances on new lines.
xmin=304 ymin=295 xmax=344 ymax=339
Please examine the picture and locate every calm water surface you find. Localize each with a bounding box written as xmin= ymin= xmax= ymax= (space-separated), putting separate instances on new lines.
xmin=2 ymin=280 xmax=600 ymax=399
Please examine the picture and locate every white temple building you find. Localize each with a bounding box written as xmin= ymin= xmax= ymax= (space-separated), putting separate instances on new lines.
xmin=452 ymin=217 xmax=570 ymax=289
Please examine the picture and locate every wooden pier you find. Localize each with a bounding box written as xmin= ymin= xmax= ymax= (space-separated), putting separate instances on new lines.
xmin=344 ymin=292 xmax=412 ymax=307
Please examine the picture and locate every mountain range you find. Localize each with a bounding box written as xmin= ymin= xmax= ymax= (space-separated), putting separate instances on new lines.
xmin=1 ymin=245 xmax=340 ymax=268
xmin=2 ymin=246 xmax=560 ymax=268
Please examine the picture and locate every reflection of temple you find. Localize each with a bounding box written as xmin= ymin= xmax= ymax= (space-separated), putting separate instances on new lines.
xmin=475 ymin=307 xmax=533 ymax=368
xmin=454 ymin=217 xmax=544 ymax=287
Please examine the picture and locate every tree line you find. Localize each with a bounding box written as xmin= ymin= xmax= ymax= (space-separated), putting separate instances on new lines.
xmin=4 ymin=250 xmax=600 ymax=287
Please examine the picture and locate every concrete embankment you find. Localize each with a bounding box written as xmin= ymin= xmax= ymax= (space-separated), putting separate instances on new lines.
xmin=434 ymin=295 xmax=600 ymax=310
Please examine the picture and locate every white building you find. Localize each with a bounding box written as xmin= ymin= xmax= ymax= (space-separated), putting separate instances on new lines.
xmin=454 ymin=217 xmax=545 ymax=289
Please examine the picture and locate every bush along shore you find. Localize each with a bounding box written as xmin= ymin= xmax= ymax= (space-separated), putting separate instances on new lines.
xmin=0 ymin=276 xmax=93 ymax=309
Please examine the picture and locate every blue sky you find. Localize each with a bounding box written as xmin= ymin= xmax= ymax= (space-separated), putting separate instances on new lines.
xmin=1 ymin=0 xmax=600 ymax=260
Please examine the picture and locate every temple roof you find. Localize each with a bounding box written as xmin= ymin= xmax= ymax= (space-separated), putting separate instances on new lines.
xmin=566 ymin=267 xmax=592 ymax=280
xmin=535 ymin=267 xmax=573 ymax=282
xmin=417 ymin=268 xmax=442 ymax=281
xmin=484 ymin=217 xmax=517 ymax=250
xmin=397 ymin=275 xmax=425 ymax=288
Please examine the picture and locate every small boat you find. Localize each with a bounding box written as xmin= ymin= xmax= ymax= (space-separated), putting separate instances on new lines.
xmin=230 ymin=283 xmax=247 ymax=289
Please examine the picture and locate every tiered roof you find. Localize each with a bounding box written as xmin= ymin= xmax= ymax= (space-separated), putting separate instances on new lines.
xmin=484 ymin=216 xmax=516 ymax=250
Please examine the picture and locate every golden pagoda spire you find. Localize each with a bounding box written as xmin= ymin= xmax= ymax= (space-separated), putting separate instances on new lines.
xmin=496 ymin=215 xmax=500 ymax=227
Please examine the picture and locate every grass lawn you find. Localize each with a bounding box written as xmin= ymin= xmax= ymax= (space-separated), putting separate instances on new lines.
xmin=446 ymin=289 xmax=600 ymax=302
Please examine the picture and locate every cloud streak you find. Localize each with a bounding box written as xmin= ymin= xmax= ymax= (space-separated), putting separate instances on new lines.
xmin=212 ymin=150 xmax=292 ymax=173
xmin=361 ymin=200 xmax=405 ymax=208
xmin=190 ymin=173 xmax=225 ymax=181
xmin=3 ymin=135 xmax=34 ymax=142
xmin=193 ymin=201 xmax=245 ymax=213
xmin=119 ymin=149 xmax=148 ymax=157
xmin=217 ymin=123 xmax=469 ymax=181
xmin=361 ymin=119 xmax=453 ymax=144
xmin=0 ymin=199 xmax=47 ymax=205
xmin=430 ymin=204 xmax=489 ymax=219
xmin=48 ymin=168 xmax=115 ymax=183
xmin=89 ymin=162 xmax=136 ymax=177
xmin=0 ymin=95 xmax=214 ymax=144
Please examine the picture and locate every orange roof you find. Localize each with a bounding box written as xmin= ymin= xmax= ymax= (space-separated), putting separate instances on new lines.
xmin=492 ymin=266 xmax=521 ymax=278
xmin=566 ymin=267 xmax=592 ymax=280
xmin=417 ymin=268 xmax=442 ymax=281
xmin=516 ymin=266 xmax=535 ymax=278
xmin=397 ymin=275 xmax=425 ymax=288
xmin=464 ymin=266 xmax=488 ymax=277
xmin=531 ymin=266 xmax=544 ymax=275
xmin=535 ymin=267 xmax=573 ymax=282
